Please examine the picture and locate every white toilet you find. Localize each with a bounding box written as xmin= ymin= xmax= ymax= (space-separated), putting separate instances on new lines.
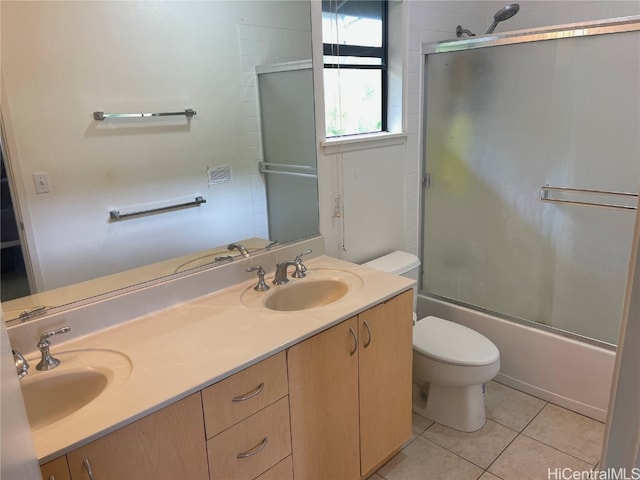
xmin=363 ymin=251 xmax=500 ymax=432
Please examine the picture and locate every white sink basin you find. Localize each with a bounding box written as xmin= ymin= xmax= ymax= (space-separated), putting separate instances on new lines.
xmin=20 ymin=349 xmax=132 ymax=431
xmin=241 ymin=268 xmax=363 ymax=312
xmin=264 ymin=279 xmax=349 ymax=311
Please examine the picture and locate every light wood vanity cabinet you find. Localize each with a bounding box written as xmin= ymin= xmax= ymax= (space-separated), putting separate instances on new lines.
xmin=39 ymin=291 xmax=410 ymax=480
xmin=288 ymin=290 xmax=413 ymax=479
xmin=65 ymin=392 xmax=208 ymax=480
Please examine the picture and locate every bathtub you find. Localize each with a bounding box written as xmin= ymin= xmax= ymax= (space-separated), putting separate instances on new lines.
xmin=417 ymin=294 xmax=616 ymax=422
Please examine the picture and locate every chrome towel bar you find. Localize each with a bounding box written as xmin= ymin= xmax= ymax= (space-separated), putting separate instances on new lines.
xmin=110 ymin=196 xmax=206 ymax=221
xmin=259 ymin=161 xmax=317 ymax=179
xmin=540 ymin=185 xmax=638 ymax=211
xmin=93 ymin=109 xmax=196 ymax=121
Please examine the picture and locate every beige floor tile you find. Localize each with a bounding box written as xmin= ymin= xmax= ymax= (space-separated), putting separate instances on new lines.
xmin=484 ymin=381 xmax=546 ymax=431
xmin=368 ymin=474 xmax=385 ymax=480
xmin=412 ymin=412 xmax=433 ymax=435
xmin=522 ymin=403 xmax=604 ymax=465
xmin=377 ymin=436 xmax=483 ymax=480
xmin=488 ymin=435 xmax=592 ymax=480
xmin=422 ymin=419 xmax=518 ymax=469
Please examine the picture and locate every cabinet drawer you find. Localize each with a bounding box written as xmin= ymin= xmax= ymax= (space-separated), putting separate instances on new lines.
xmin=202 ymin=351 xmax=287 ymax=438
xmin=255 ymin=455 xmax=293 ymax=480
xmin=207 ymin=396 xmax=291 ymax=480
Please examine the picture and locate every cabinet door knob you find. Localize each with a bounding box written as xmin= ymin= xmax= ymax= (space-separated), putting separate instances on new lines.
xmin=363 ymin=321 xmax=372 ymax=348
xmin=232 ymin=382 xmax=265 ymax=402
xmin=82 ymin=458 xmax=95 ymax=480
xmin=349 ymin=327 xmax=358 ymax=355
xmin=237 ymin=437 xmax=268 ymax=459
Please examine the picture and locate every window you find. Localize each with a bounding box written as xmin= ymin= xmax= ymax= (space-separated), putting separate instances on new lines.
xmin=322 ymin=0 xmax=387 ymax=138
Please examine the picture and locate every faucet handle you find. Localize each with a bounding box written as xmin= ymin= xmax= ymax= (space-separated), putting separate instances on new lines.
xmin=246 ymin=266 xmax=270 ymax=292
xmin=293 ymin=249 xmax=312 ymax=278
xmin=13 ymin=350 xmax=29 ymax=379
xmin=36 ymin=326 xmax=70 ymax=371
xmin=38 ymin=325 xmax=71 ymax=347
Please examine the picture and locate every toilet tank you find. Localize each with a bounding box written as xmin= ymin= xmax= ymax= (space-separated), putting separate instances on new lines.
xmin=362 ymin=251 xmax=421 ymax=311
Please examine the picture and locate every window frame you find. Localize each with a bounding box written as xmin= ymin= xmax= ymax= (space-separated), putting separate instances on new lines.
xmin=322 ymin=0 xmax=389 ymax=137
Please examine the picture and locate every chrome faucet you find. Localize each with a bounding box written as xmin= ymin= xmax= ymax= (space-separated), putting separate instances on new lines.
xmin=228 ymin=243 xmax=250 ymax=258
xmin=36 ymin=326 xmax=71 ymax=371
xmin=13 ymin=350 xmax=29 ymax=379
xmin=273 ymin=260 xmax=301 ymax=285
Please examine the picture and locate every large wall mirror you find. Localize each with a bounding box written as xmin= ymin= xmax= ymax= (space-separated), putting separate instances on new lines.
xmin=0 ymin=1 xmax=319 ymax=322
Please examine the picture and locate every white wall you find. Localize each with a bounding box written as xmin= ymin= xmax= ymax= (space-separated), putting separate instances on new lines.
xmin=1 ymin=1 xmax=311 ymax=292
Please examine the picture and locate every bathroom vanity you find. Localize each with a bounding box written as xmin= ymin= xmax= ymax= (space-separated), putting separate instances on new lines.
xmin=13 ymin=253 xmax=413 ymax=480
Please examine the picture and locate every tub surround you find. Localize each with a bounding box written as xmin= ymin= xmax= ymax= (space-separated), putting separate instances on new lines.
xmin=10 ymin=250 xmax=414 ymax=463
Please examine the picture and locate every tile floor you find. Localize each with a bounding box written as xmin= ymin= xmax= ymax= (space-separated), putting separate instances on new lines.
xmin=372 ymin=381 xmax=605 ymax=480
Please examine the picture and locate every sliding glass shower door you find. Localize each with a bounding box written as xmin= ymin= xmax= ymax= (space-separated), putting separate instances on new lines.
xmin=421 ymin=24 xmax=640 ymax=345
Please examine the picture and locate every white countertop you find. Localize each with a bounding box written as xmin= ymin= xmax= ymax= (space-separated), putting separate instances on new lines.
xmin=26 ymin=255 xmax=414 ymax=463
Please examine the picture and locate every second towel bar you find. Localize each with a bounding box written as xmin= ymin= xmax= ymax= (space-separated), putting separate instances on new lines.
xmin=110 ymin=196 xmax=206 ymax=221
xmin=94 ymin=109 xmax=196 ymax=121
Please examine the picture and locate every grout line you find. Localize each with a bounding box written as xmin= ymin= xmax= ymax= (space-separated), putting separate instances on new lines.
xmin=519 ymin=431 xmax=599 ymax=467
xmin=484 ymin=430 xmax=522 ymax=474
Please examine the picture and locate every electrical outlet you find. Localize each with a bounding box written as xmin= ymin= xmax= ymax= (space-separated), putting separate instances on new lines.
xmin=33 ymin=172 xmax=50 ymax=194
xmin=332 ymin=192 xmax=342 ymax=218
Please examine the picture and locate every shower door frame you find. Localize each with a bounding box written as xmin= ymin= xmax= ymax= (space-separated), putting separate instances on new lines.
xmin=418 ymin=15 xmax=640 ymax=350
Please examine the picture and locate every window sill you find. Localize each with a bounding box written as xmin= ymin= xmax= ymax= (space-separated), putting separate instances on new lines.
xmin=320 ymin=132 xmax=407 ymax=155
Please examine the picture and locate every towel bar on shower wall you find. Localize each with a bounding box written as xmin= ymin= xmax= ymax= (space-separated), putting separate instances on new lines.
xmin=540 ymin=185 xmax=638 ymax=211
xmin=109 ymin=196 xmax=206 ymax=221
xmin=93 ymin=109 xmax=197 ymax=121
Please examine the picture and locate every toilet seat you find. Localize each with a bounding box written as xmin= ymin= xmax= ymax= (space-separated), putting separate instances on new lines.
xmin=413 ymin=316 xmax=499 ymax=367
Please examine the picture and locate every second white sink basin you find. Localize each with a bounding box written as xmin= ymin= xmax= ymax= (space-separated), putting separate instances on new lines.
xmin=241 ymin=268 xmax=363 ymax=312
xmin=20 ymin=349 xmax=132 ymax=431
xmin=264 ymin=279 xmax=349 ymax=311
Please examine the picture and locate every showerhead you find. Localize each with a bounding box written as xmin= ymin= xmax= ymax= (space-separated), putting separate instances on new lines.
xmin=486 ymin=3 xmax=519 ymax=34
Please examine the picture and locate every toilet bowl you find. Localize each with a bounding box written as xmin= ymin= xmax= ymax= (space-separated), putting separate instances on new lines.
xmin=362 ymin=251 xmax=500 ymax=432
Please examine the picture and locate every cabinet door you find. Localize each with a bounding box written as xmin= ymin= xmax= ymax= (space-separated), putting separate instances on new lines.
xmin=67 ymin=393 xmax=208 ymax=480
xmin=288 ymin=317 xmax=360 ymax=480
xmin=359 ymin=290 xmax=413 ymax=475
xmin=41 ymin=456 xmax=71 ymax=480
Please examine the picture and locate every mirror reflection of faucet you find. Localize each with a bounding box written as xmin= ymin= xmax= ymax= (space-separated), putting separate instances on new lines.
xmin=228 ymin=243 xmax=250 ymax=258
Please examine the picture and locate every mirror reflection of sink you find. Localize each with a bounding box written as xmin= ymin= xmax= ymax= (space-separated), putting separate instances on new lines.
xmin=19 ymin=349 xmax=132 ymax=431
xmin=241 ymin=268 xmax=364 ymax=312
xmin=265 ymin=279 xmax=349 ymax=311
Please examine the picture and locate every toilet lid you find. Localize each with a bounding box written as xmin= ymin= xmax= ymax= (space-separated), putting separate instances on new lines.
xmin=414 ymin=316 xmax=500 ymax=366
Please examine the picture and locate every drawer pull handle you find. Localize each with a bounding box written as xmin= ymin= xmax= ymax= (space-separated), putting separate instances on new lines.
xmin=349 ymin=327 xmax=358 ymax=355
xmin=232 ymin=382 xmax=265 ymax=402
xmin=83 ymin=458 xmax=95 ymax=480
xmin=363 ymin=321 xmax=372 ymax=348
xmin=237 ymin=437 xmax=268 ymax=459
